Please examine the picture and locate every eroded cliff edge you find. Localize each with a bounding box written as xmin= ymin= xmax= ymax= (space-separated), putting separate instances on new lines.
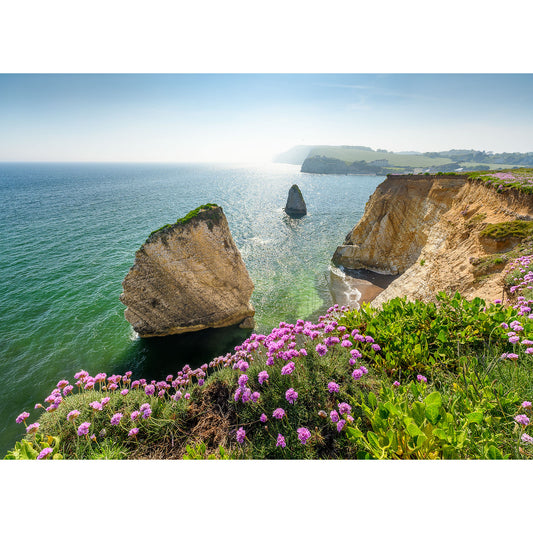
xmin=120 ymin=204 xmax=255 ymax=337
xmin=333 ymin=175 xmax=533 ymax=306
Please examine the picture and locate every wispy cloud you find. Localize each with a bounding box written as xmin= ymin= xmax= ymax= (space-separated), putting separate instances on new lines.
xmin=314 ymin=81 xmax=439 ymax=102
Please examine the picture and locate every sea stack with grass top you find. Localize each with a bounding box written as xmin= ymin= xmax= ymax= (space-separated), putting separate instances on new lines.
xmin=284 ymin=184 xmax=307 ymax=218
xmin=120 ymin=204 xmax=255 ymax=337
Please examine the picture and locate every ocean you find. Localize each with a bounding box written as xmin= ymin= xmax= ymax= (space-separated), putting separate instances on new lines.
xmin=0 ymin=161 xmax=384 ymax=454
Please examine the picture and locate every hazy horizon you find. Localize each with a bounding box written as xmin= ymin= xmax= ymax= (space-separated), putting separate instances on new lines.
xmin=1 ymin=74 xmax=533 ymax=164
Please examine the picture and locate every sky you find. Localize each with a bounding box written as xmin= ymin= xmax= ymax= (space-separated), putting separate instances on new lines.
xmin=1 ymin=73 xmax=533 ymax=163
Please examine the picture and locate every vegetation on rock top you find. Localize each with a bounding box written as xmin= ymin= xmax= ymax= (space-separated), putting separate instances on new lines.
xmin=148 ymin=204 xmax=220 ymax=238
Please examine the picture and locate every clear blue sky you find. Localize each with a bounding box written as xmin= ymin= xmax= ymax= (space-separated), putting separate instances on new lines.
xmin=1 ymin=74 xmax=533 ymax=162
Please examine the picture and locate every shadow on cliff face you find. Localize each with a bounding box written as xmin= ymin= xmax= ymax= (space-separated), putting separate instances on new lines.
xmin=110 ymin=325 xmax=252 ymax=382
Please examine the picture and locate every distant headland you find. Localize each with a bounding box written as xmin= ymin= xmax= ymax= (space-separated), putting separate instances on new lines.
xmin=274 ymin=145 xmax=533 ymax=175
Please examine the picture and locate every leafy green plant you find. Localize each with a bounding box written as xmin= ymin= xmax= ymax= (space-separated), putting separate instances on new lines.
xmin=338 ymin=292 xmax=528 ymax=377
xmin=86 ymin=438 xmax=129 ymax=460
xmin=345 ymin=375 xmax=512 ymax=459
xmin=183 ymin=442 xmax=233 ymax=459
xmin=4 ymin=433 xmax=63 ymax=460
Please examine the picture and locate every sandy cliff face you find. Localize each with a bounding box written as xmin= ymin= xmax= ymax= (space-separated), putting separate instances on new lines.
xmin=120 ymin=205 xmax=255 ymax=337
xmin=333 ymin=175 xmax=533 ymax=305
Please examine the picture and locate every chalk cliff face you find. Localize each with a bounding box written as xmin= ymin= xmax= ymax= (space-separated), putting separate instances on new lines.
xmin=333 ymin=175 xmax=533 ymax=305
xmin=120 ymin=205 xmax=255 ymax=337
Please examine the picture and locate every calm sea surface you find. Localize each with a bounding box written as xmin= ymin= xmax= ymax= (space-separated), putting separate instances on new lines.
xmin=0 ymin=162 xmax=384 ymax=453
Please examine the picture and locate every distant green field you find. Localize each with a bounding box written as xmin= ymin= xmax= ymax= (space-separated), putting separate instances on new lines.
xmin=308 ymin=146 xmax=455 ymax=167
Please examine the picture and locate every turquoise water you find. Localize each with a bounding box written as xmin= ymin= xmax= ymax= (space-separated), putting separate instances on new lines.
xmin=0 ymin=162 xmax=384 ymax=454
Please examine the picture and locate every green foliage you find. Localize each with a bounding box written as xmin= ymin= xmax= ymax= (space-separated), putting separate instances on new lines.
xmin=86 ymin=438 xmax=130 ymax=460
xmin=480 ymin=220 xmax=533 ymax=240
xmin=183 ymin=442 xmax=233 ymax=460
xmin=4 ymin=433 xmax=63 ymax=460
xmin=338 ymin=292 xmax=525 ymax=377
xmin=465 ymin=212 xmax=486 ymax=228
xmin=346 ymin=370 xmax=515 ymax=459
xmin=148 ymin=203 xmax=220 ymax=237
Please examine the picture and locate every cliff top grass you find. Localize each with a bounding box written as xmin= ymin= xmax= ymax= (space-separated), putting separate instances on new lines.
xmin=148 ymin=203 xmax=220 ymax=239
xmin=467 ymin=169 xmax=533 ymax=194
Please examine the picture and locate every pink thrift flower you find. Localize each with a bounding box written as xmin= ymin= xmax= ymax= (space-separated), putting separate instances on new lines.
xmin=515 ymin=414 xmax=530 ymax=426
xmin=272 ymin=408 xmax=285 ymax=420
xmin=184 ymin=393 xmax=190 ymax=400
xmin=258 ymin=370 xmax=269 ymax=384
xmin=328 ymin=382 xmax=340 ymax=393
xmin=276 ymin=434 xmax=286 ymax=448
xmin=67 ymin=410 xmax=80 ymax=422
xmin=131 ymin=410 xmax=140 ymax=420
xmin=521 ymin=433 xmax=533 ymax=444
xmin=36 ymin=447 xmax=53 ymax=460
xmin=121 ymin=389 xmax=129 ymax=396
xmin=77 ymin=422 xmax=91 ymax=436
xmin=393 ymin=381 xmax=400 ymax=387
xmin=260 ymin=413 xmax=267 ymax=423
xmin=352 ymin=369 xmax=363 ymax=380
xmin=26 ymin=422 xmax=40 ymax=434
xmin=89 ymin=401 xmax=102 ymax=411
xmin=338 ymin=402 xmax=352 ymax=415
xmin=128 ymin=428 xmax=139 ymax=437
xmin=144 ymin=384 xmax=155 ymax=396
xmin=330 ymin=410 xmax=339 ymax=423
xmin=297 ymin=427 xmax=311 ymax=444
xmin=110 ymin=413 xmax=123 ymax=426
xmin=281 ymin=362 xmax=295 ymax=375
xmin=285 ymin=388 xmax=298 ymax=404
xmin=417 ymin=374 xmax=427 ymax=383
xmin=74 ymin=370 xmax=89 ymax=380
xmin=238 ymin=374 xmax=249 ymax=387
xmin=16 ymin=412 xmax=30 ymax=424
xmin=241 ymin=388 xmax=252 ymax=402
xmin=522 ymin=401 xmax=532 ymax=409
xmin=337 ymin=420 xmax=346 ymax=432
xmin=236 ymin=427 xmax=246 ymax=443
xmin=101 ymin=397 xmax=110 ymax=407
xmin=315 ymin=344 xmax=328 ymax=356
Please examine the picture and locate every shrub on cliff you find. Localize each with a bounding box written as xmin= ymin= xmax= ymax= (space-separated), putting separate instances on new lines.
xmin=7 ymin=293 xmax=533 ymax=460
